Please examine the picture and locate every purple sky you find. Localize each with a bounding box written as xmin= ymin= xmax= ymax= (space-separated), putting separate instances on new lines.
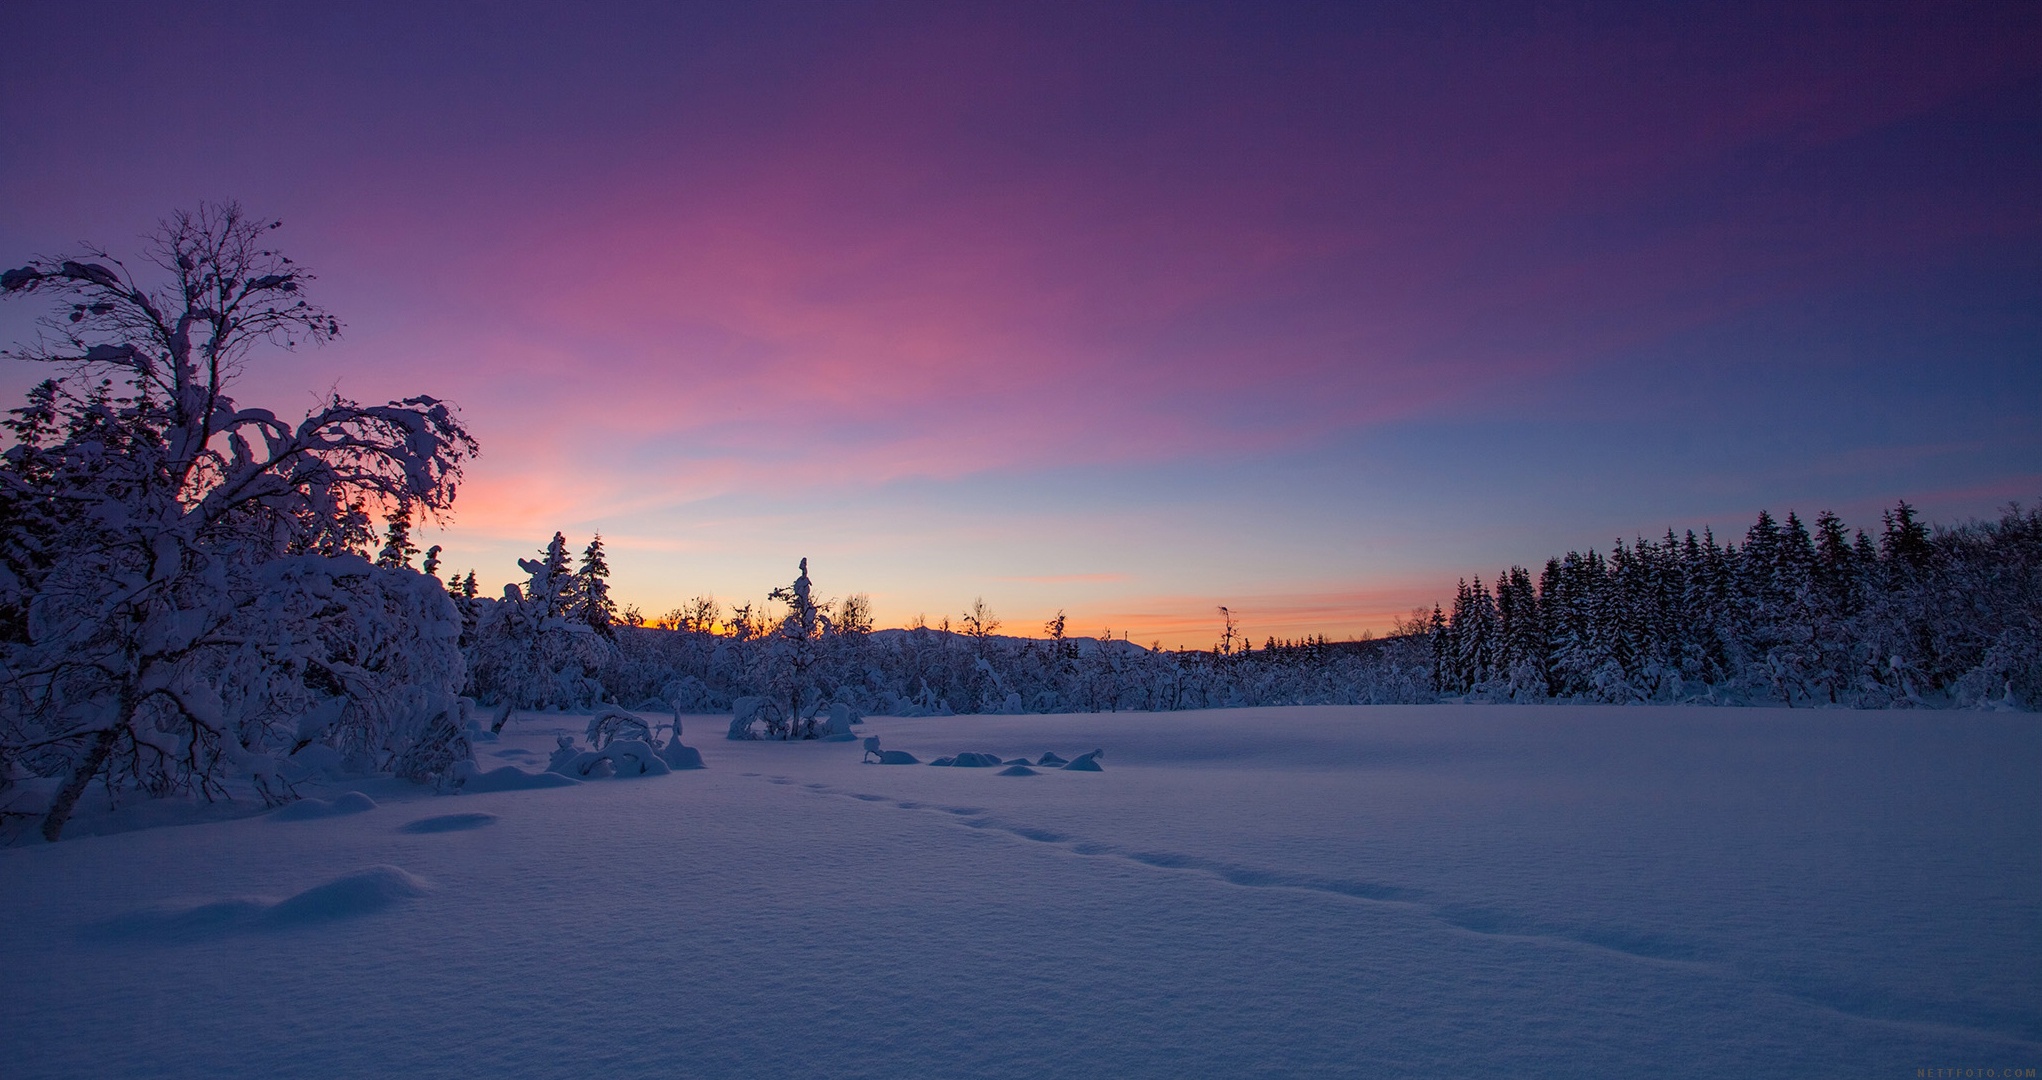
xmin=4 ymin=2 xmax=2039 ymax=645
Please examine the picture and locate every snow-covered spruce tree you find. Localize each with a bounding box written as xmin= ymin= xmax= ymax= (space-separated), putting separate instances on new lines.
xmin=570 ymin=533 xmax=617 ymax=639
xmin=758 ymin=557 xmax=831 ymax=738
xmin=0 ymin=204 xmax=477 ymax=839
xmin=1494 ymin=566 xmax=1549 ymax=699
xmin=375 ymin=502 xmax=420 ymax=569
xmin=1039 ymin=609 xmax=1081 ymax=710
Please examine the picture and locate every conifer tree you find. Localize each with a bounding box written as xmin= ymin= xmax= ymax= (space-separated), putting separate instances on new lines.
xmin=1449 ymin=576 xmax=1498 ymax=693
xmin=762 ymin=557 xmax=829 ymax=737
xmin=525 ymin=532 xmax=575 ymax=620
xmin=453 ymin=570 xmax=481 ymax=649
xmin=1496 ymin=565 xmax=1547 ymax=696
xmin=1427 ymin=604 xmax=1451 ymax=693
xmin=1881 ymin=501 xmax=1932 ymax=571
xmin=574 ymin=533 xmax=616 ymax=638
xmin=375 ymin=505 xmax=419 ymax=569
xmin=1810 ymin=511 xmax=1858 ymax=620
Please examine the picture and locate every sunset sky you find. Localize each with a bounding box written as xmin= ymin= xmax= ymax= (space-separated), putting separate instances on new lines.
xmin=4 ymin=1 xmax=2038 ymax=647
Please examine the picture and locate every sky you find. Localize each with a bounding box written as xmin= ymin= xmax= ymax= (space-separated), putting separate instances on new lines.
xmin=3 ymin=1 xmax=2038 ymax=647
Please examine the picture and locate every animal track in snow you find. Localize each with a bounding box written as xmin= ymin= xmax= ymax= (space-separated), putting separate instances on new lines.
xmin=782 ymin=778 xmax=1429 ymax=914
xmin=755 ymin=775 xmax=2042 ymax=1045
xmin=777 ymin=779 xmax=1740 ymax=973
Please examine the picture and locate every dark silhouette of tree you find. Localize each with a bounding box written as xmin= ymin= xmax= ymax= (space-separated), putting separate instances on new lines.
xmin=573 ymin=534 xmax=616 ymax=639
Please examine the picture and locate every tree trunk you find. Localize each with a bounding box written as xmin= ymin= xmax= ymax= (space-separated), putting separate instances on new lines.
xmin=41 ymin=727 xmax=118 ymax=842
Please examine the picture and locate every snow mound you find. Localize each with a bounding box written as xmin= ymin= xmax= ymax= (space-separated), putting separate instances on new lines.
xmin=268 ymin=791 xmax=378 ymax=821
xmin=262 ymin=865 xmax=432 ymax=925
xmin=399 ymin=813 xmax=497 ymax=834
xmin=460 ymin=765 xmax=581 ymax=792
xmin=660 ymin=741 xmax=706 ymax=770
xmin=876 ymin=750 xmax=920 ymax=765
xmin=821 ymin=702 xmax=863 ymax=741
xmin=85 ymin=865 xmax=431 ymax=942
xmin=927 ymin=751 xmax=1089 ymax=772
xmin=1062 ymin=750 xmax=1105 ymax=772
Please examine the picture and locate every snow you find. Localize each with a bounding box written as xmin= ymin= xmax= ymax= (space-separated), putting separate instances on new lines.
xmin=456 ymin=764 xmax=582 ymax=792
xmin=266 ymin=791 xmax=379 ymax=821
xmin=83 ymin=865 xmax=433 ymax=943
xmin=397 ymin=812 xmax=498 ymax=834
xmin=2 ymin=704 xmax=2036 ymax=1078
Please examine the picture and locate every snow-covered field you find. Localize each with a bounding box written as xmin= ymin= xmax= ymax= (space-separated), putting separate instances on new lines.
xmin=3 ymin=705 xmax=2036 ymax=1078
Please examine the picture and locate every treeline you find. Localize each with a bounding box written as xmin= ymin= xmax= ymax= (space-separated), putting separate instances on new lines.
xmin=457 ymin=501 xmax=2038 ymax=720
xmin=1425 ymin=502 xmax=2041 ymax=708
xmin=450 ymin=548 xmax=1436 ymax=720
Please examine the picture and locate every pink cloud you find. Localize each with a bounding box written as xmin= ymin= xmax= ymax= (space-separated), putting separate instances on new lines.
xmin=323 ymin=7 xmax=2033 ymax=503
xmin=76 ymin=3 xmax=2026 ymax=562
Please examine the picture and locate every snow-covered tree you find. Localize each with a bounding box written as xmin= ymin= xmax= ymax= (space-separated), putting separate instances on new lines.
xmin=375 ymin=504 xmax=419 ymax=569
xmin=526 ymin=533 xmax=575 ymax=619
xmin=834 ymin=593 xmax=873 ymax=637
xmin=570 ymin=533 xmax=616 ymax=638
xmin=464 ymin=532 xmax=615 ymax=709
xmin=758 ymin=557 xmax=831 ymax=738
xmin=0 ymin=203 xmax=478 ymax=838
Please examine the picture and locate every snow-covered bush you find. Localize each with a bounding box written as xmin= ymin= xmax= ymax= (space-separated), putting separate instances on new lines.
xmin=726 ymin=695 xmax=783 ymax=740
xmin=585 ymin=706 xmax=652 ymax=748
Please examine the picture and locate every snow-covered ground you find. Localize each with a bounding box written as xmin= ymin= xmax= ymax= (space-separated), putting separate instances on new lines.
xmin=3 ymin=705 xmax=2036 ymax=1078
